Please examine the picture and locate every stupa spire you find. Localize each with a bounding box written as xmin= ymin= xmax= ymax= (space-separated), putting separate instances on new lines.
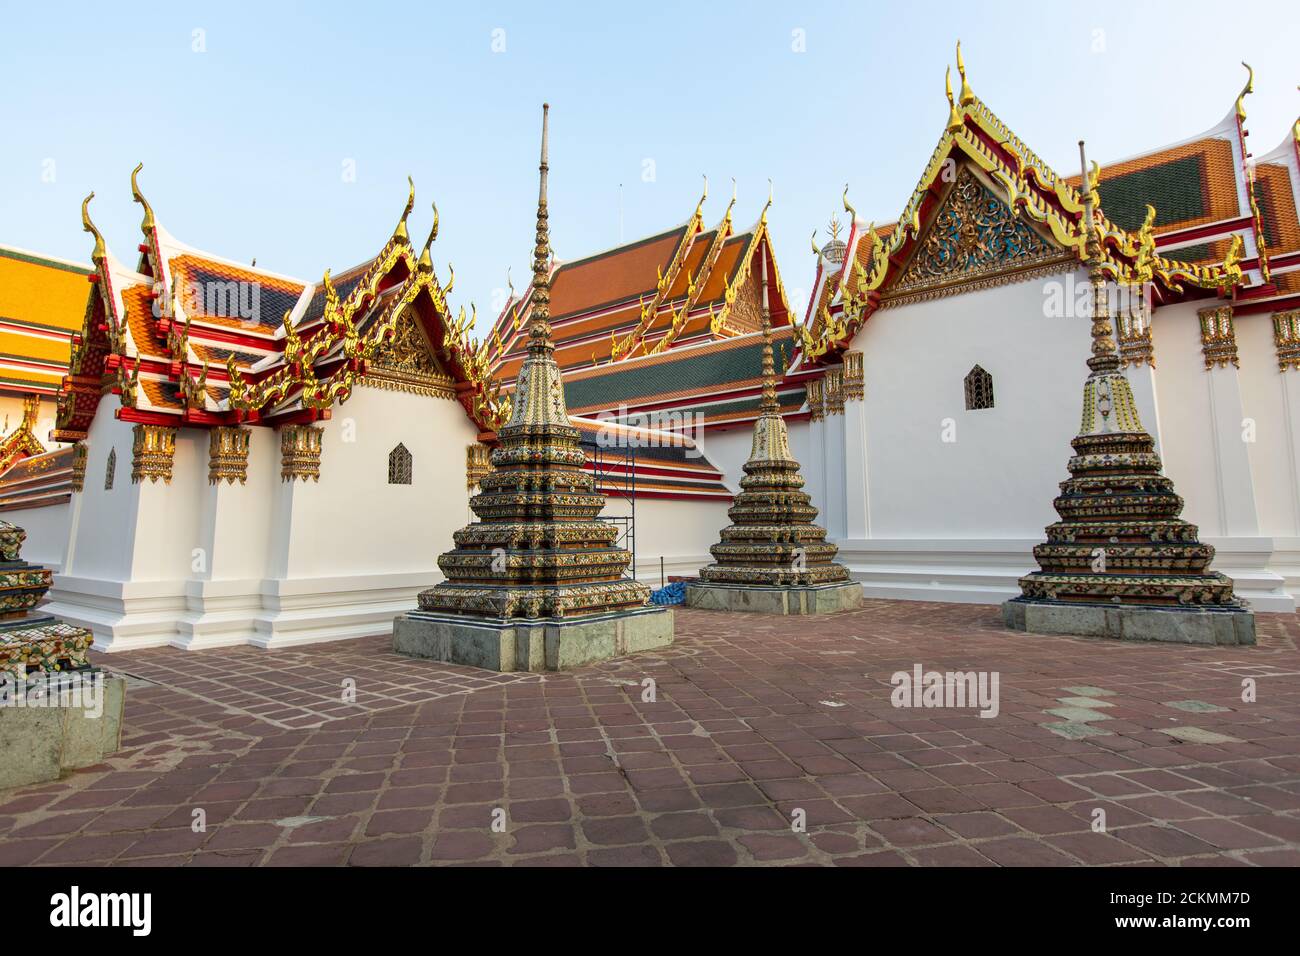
xmin=687 ymin=189 xmax=858 ymax=612
xmin=1004 ymin=141 xmax=1253 ymax=645
xmin=529 ymin=103 xmax=553 ymax=351
xmin=401 ymin=101 xmax=662 ymax=651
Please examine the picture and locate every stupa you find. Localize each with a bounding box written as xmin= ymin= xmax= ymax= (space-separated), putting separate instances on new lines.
xmin=686 ymin=244 xmax=861 ymax=615
xmin=393 ymin=105 xmax=673 ymax=671
xmin=1003 ymin=143 xmax=1255 ymax=646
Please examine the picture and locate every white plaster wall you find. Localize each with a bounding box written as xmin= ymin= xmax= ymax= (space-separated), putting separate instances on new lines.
xmin=271 ymin=386 xmax=478 ymax=580
xmin=600 ymin=495 xmax=730 ymax=582
xmin=697 ymin=425 xmax=754 ymax=492
xmin=851 ymin=274 xmax=1088 ymax=538
xmin=1235 ymin=313 xmax=1298 ymax=537
xmin=1151 ymin=299 xmax=1231 ymax=537
xmin=1 ymin=500 xmax=69 ymax=569
xmin=61 ymin=412 xmax=140 ymax=580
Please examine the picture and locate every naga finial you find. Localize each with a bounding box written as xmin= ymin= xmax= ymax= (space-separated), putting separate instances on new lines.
xmin=1236 ymin=62 xmax=1254 ymax=122
xmin=418 ymin=202 xmax=439 ymax=271
xmin=394 ymin=176 xmax=415 ymax=242
xmin=81 ymin=192 xmax=106 ymax=264
xmin=955 ymin=41 xmax=974 ymax=106
xmin=945 ymin=66 xmax=962 ymax=132
xmin=841 ymin=184 xmax=857 ymax=225
xmin=130 ymin=163 xmax=156 ymax=234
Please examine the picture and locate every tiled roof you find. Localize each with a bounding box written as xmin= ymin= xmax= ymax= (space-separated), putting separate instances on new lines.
xmin=0 ymin=444 xmax=74 ymax=512
xmin=1256 ymin=162 xmax=1300 ymax=255
xmin=0 ymin=247 xmax=91 ymax=395
xmin=170 ymin=254 xmax=305 ymax=333
xmin=549 ymin=227 xmax=686 ymax=319
xmin=1067 ymin=137 xmax=1242 ymax=235
xmin=564 ymin=327 xmax=797 ymax=412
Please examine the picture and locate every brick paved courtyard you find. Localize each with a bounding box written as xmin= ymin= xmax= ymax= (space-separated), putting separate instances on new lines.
xmin=2 ymin=600 xmax=1299 ymax=867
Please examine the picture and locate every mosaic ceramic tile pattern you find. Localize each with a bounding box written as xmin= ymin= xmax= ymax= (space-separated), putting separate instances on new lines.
xmin=1 ymin=601 xmax=1298 ymax=867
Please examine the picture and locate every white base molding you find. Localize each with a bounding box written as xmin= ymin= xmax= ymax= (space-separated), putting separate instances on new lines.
xmin=836 ymin=537 xmax=1297 ymax=613
xmin=48 ymin=570 xmax=442 ymax=652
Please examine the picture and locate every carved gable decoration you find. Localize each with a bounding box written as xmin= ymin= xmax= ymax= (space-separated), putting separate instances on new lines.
xmin=363 ymin=312 xmax=456 ymax=399
xmin=888 ymin=165 xmax=1066 ymax=304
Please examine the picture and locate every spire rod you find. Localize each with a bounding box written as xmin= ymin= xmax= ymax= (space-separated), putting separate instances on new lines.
xmin=1079 ymin=140 xmax=1118 ymax=372
xmin=759 ymin=243 xmax=778 ymax=415
xmin=529 ymin=103 xmax=553 ymax=351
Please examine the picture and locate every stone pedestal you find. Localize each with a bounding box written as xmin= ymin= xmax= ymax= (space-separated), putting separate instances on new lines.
xmin=394 ymin=606 xmax=673 ymax=672
xmin=0 ymin=671 xmax=126 ymax=790
xmin=1002 ymin=597 xmax=1255 ymax=646
xmin=686 ymin=581 xmax=862 ymax=615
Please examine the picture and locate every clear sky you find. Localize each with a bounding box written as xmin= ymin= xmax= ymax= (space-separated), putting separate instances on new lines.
xmin=2 ymin=0 xmax=1296 ymax=328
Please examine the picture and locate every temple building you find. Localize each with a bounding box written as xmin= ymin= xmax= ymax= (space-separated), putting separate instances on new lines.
xmin=0 ymin=169 xmax=730 ymax=652
xmin=784 ymin=49 xmax=1300 ymax=613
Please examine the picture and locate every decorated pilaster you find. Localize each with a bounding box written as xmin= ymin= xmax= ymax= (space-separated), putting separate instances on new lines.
xmin=1195 ymin=303 xmax=1260 ymax=536
xmin=131 ymin=424 xmax=176 ymax=484
xmin=394 ymin=104 xmax=672 ymax=671
xmin=209 ymin=426 xmax=251 ymax=485
xmin=841 ymin=350 xmax=871 ymax=539
xmin=1004 ymin=142 xmax=1253 ymax=646
xmin=688 ymin=236 xmax=860 ymax=615
xmin=280 ymin=425 xmax=323 ymax=482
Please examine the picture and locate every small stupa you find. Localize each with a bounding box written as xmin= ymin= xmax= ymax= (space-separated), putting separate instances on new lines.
xmin=393 ymin=104 xmax=673 ymax=671
xmin=687 ymin=243 xmax=861 ymax=615
xmin=1003 ymin=142 xmax=1254 ymax=646
xmin=0 ymin=520 xmax=93 ymax=680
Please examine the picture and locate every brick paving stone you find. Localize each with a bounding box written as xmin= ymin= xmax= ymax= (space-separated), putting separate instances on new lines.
xmin=1 ymin=605 xmax=1297 ymax=867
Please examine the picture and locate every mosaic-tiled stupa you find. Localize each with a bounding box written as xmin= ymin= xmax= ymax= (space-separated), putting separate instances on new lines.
xmin=687 ymin=267 xmax=861 ymax=615
xmin=1003 ymin=144 xmax=1254 ymax=646
xmin=393 ymin=104 xmax=673 ymax=671
xmin=0 ymin=520 xmax=93 ymax=680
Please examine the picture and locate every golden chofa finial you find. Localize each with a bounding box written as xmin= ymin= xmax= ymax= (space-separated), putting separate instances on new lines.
xmin=393 ymin=175 xmax=415 ymax=242
xmin=81 ymin=192 xmax=106 ymax=264
xmin=945 ymin=67 xmax=962 ymax=132
xmin=761 ymin=179 xmax=773 ymax=225
xmin=418 ymin=202 xmax=439 ymax=271
xmin=1235 ymin=62 xmax=1254 ymax=122
xmin=841 ymin=184 xmax=857 ymax=224
xmin=130 ymin=163 xmax=156 ymax=234
xmin=955 ymin=41 xmax=974 ymax=106
xmin=694 ymin=174 xmax=708 ymax=219
xmin=810 ymin=229 xmax=821 ymax=257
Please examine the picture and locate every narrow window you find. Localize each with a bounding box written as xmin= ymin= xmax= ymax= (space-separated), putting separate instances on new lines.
xmin=964 ymin=365 xmax=994 ymax=410
xmin=388 ymin=443 xmax=412 ymax=485
xmin=105 ymin=448 xmax=116 ymax=490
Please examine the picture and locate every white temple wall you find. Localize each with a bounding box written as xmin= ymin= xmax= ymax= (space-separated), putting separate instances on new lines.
xmin=1 ymin=499 xmax=69 ymax=570
xmin=697 ymin=425 xmax=755 ymax=492
xmin=253 ymin=386 xmax=479 ymax=649
xmin=600 ymin=495 xmax=729 ymax=583
xmin=854 ymin=277 xmax=1084 ymax=539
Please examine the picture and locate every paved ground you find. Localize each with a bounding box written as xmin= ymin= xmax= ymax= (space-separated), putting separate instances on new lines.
xmin=2 ymin=601 xmax=1299 ymax=867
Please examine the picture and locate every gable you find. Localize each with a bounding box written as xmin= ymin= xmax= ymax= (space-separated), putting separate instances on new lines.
xmin=362 ymin=309 xmax=456 ymax=399
xmin=885 ymin=165 xmax=1067 ymax=304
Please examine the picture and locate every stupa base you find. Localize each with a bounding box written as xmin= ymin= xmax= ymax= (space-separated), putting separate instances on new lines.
xmin=686 ymin=581 xmax=863 ymax=615
xmin=1002 ymin=597 xmax=1255 ymax=646
xmin=393 ymin=605 xmax=673 ymax=672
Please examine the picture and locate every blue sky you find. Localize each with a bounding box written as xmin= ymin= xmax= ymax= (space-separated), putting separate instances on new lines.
xmin=2 ymin=0 xmax=1296 ymax=327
